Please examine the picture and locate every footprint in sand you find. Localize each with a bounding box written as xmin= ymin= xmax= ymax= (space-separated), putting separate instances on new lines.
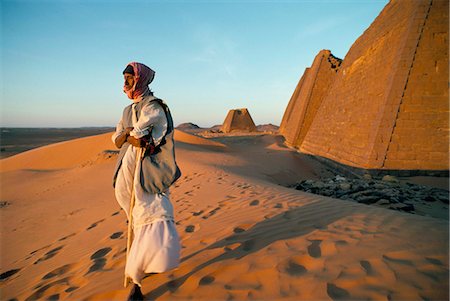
xmin=327 ymin=283 xmax=350 ymax=300
xmin=0 ymin=269 xmax=21 ymax=281
xmin=334 ymin=240 xmax=348 ymax=247
xmin=184 ymin=190 xmax=194 ymax=196
xmin=192 ymin=210 xmax=204 ymax=216
xmin=110 ymin=232 xmax=123 ymax=239
xmin=249 ymin=200 xmax=260 ymax=206
xmin=47 ymin=294 xmax=59 ymax=301
xmin=185 ymin=225 xmax=196 ymax=233
xmin=278 ymin=258 xmax=308 ymax=277
xmin=360 ymin=260 xmax=375 ymax=276
xmin=34 ymin=246 xmax=64 ymax=265
xmin=58 ymin=233 xmax=76 ymax=242
xmin=86 ymin=219 xmax=105 ymax=231
xmin=425 ymin=257 xmax=444 ymax=266
xmin=42 ymin=264 xmax=73 ymax=280
xmin=382 ymin=254 xmax=413 ymax=266
xmin=199 ymin=275 xmax=215 ymax=286
xmin=307 ymin=240 xmax=322 ymax=258
xmin=65 ymin=286 xmax=79 ymax=293
xmin=29 ymin=245 xmax=51 ymax=256
xmin=25 ymin=277 xmax=71 ymax=301
xmin=202 ymin=207 xmax=221 ymax=219
xmin=233 ymin=227 xmax=245 ymax=233
xmin=86 ymin=247 xmax=111 ymax=274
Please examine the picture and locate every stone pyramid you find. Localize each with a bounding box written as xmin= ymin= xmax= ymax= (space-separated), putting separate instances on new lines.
xmin=221 ymin=108 xmax=257 ymax=133
xmin=280 ymin=0 xmax=448 ymax=171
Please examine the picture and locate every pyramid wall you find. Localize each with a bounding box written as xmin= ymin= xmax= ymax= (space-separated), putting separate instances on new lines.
xmin=280 ymin=50 xmax=341 ymax=147
xmin=292 ymin=0 xmax=449 ymax=170
xmin=384 ymin=0 xmax=449 ymax=169
xmin=279 ymin=69 xmax=309 ymax=146
xmin=221 ymin=108 xmax=257 ymax=133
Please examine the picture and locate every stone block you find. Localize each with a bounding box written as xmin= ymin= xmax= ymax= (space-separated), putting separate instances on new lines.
xmin=281 ymin=0 xmax=448 ymax=172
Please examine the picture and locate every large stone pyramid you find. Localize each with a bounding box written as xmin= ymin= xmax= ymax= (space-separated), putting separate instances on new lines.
xmin=280 ymin=50 xmax=342 ymax=148
xmin=280 ymin=0 xmax=448 ymax=171
xmin=221 ymin=108 xmax=257 ymax=133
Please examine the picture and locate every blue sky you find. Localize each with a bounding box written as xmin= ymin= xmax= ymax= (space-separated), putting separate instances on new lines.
xmin=1 ymin=0 xmax=388 ymax=128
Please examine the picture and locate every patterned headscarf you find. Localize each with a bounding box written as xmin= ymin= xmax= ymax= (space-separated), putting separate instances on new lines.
xmin=123 ymin=62 xmax=155 ymax=100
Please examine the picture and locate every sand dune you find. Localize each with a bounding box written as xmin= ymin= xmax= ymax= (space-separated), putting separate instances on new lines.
xmin=174 ymin=130 xmax=226 ymax=148
xmin=0 ymin=132 xmax=448 ymax=300
xmin=0 ymin=133 xmax=116 ymax=172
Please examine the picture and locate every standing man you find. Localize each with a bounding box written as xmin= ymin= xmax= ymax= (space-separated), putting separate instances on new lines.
xmin=112 ymin=62 xmax=181 ymax=301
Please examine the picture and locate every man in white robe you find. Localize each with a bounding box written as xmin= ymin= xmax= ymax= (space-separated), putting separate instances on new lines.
xmin=112 ymin=62 xmax=181 ymax=301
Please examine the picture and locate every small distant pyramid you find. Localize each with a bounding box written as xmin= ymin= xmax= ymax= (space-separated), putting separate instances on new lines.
xmin=221 ymin=108 xmax=257 ymax=133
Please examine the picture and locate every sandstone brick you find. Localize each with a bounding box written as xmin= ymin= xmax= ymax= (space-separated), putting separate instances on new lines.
xmin=384 ymin=159 xmax=417 ymax=170
xmin=417 ymin=161 xmax=449 ymax=170
xmin=429 ymin=152 xmax=448 ymax=162
xmin=281 ymin=0 xmax=448 ymax=172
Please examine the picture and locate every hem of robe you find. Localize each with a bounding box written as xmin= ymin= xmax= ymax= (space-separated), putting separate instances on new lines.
xmin=125 ymin=219 xmax=180 ymax=286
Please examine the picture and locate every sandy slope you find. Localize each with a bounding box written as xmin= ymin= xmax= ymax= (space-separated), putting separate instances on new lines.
xmin=0 ymin=131 xmax=448 ymax=301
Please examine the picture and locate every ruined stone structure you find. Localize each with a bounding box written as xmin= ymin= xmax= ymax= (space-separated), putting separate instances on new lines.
xmin=280 ymin=50 xmax=342 ymax=147
xmin=221 ymin=108 xmax=257 ymax=133
xmin=281 ymin=0 xmax=449 ymax=171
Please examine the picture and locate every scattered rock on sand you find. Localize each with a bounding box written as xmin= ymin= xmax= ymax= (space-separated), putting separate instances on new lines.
xmin=0 ymin=201 xmax=11 ymax=208
xmin=382 ymin=175 xmax=399 ymax=183
xmin=293 ymin=175 xmax=449 ymax=217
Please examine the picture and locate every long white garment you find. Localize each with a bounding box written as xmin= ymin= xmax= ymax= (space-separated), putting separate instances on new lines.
xmin=115 ymin=145 xmax=181 ymax=286
xmin=115 ymin=144 xmax=176 ymax=227
xmin=112 ymin=97 xmax=180 ymax=286
xmin=125 ymin=220 xmax=180 ymax=286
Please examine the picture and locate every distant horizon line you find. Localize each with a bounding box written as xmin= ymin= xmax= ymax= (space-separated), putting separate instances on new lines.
xmin=0 ymin=126 xmax=116 ymax=129
xmin=0 ymin=122 xmax=280 ymax=129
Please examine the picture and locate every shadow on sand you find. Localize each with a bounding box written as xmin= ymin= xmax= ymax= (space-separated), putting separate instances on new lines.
xmin=145 ymin=197 xmax=359 ymax=300
xmin=208 ymin=134 xmax=327 ymax=186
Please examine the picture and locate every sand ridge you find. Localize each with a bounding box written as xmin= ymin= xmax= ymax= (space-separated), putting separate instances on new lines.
xmin=0 ymin=132 xmax=448 ymax=300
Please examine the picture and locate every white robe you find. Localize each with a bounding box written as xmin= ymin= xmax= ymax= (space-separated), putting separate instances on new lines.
xmin=112 ymin=99 xmax=180 ymax=286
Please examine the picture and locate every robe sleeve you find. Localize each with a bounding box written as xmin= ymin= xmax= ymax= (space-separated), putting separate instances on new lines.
xmin=111 ymin=118 xmax=125 ymax=144
xmin=129 ymin=101 xmax=168 ymax=146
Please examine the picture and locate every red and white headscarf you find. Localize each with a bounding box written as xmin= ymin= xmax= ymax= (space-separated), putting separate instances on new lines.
xmin=123 ymin=62 xmax=155 ymax=100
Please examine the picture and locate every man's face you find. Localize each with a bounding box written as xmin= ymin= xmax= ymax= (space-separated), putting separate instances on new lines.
xmin=124 ymin=73 xmax=135 ymax=90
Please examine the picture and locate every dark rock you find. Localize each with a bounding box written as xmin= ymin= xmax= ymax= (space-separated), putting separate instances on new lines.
xmin=399 ymin=203 xmax=415 ymax=212
xmin=424 ymin=195 xmax=437 ymax=202
xmin=290 ymin=175 xmax=447 ymax=219
xmin=322 ymin=190 xmax=334 ymax=197
xmin=334 ymin=175 xmax=346 ymax=182
xmin=382 ymin=175 xmax=399 ymax=183
xmin=375 ymin=199 xmax=390 ymax=206
xmin=363 ymin=174 xmax=372 ymax=180
xmin=339 ymin=183 xmax=351 ymax=190
xmin=357 ymin=196 xmax=380 ymax=204
xmin=373 ymin=183 xmax=386 ymax=190
xmin=313 ymin=181 xmax=325 ymax=189
xmin=438 ymin=195 xmax=449 ymax=204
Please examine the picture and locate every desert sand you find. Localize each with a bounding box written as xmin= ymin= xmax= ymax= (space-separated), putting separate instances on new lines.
xmin=0 ymin=131 xmax=448 ymax=300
